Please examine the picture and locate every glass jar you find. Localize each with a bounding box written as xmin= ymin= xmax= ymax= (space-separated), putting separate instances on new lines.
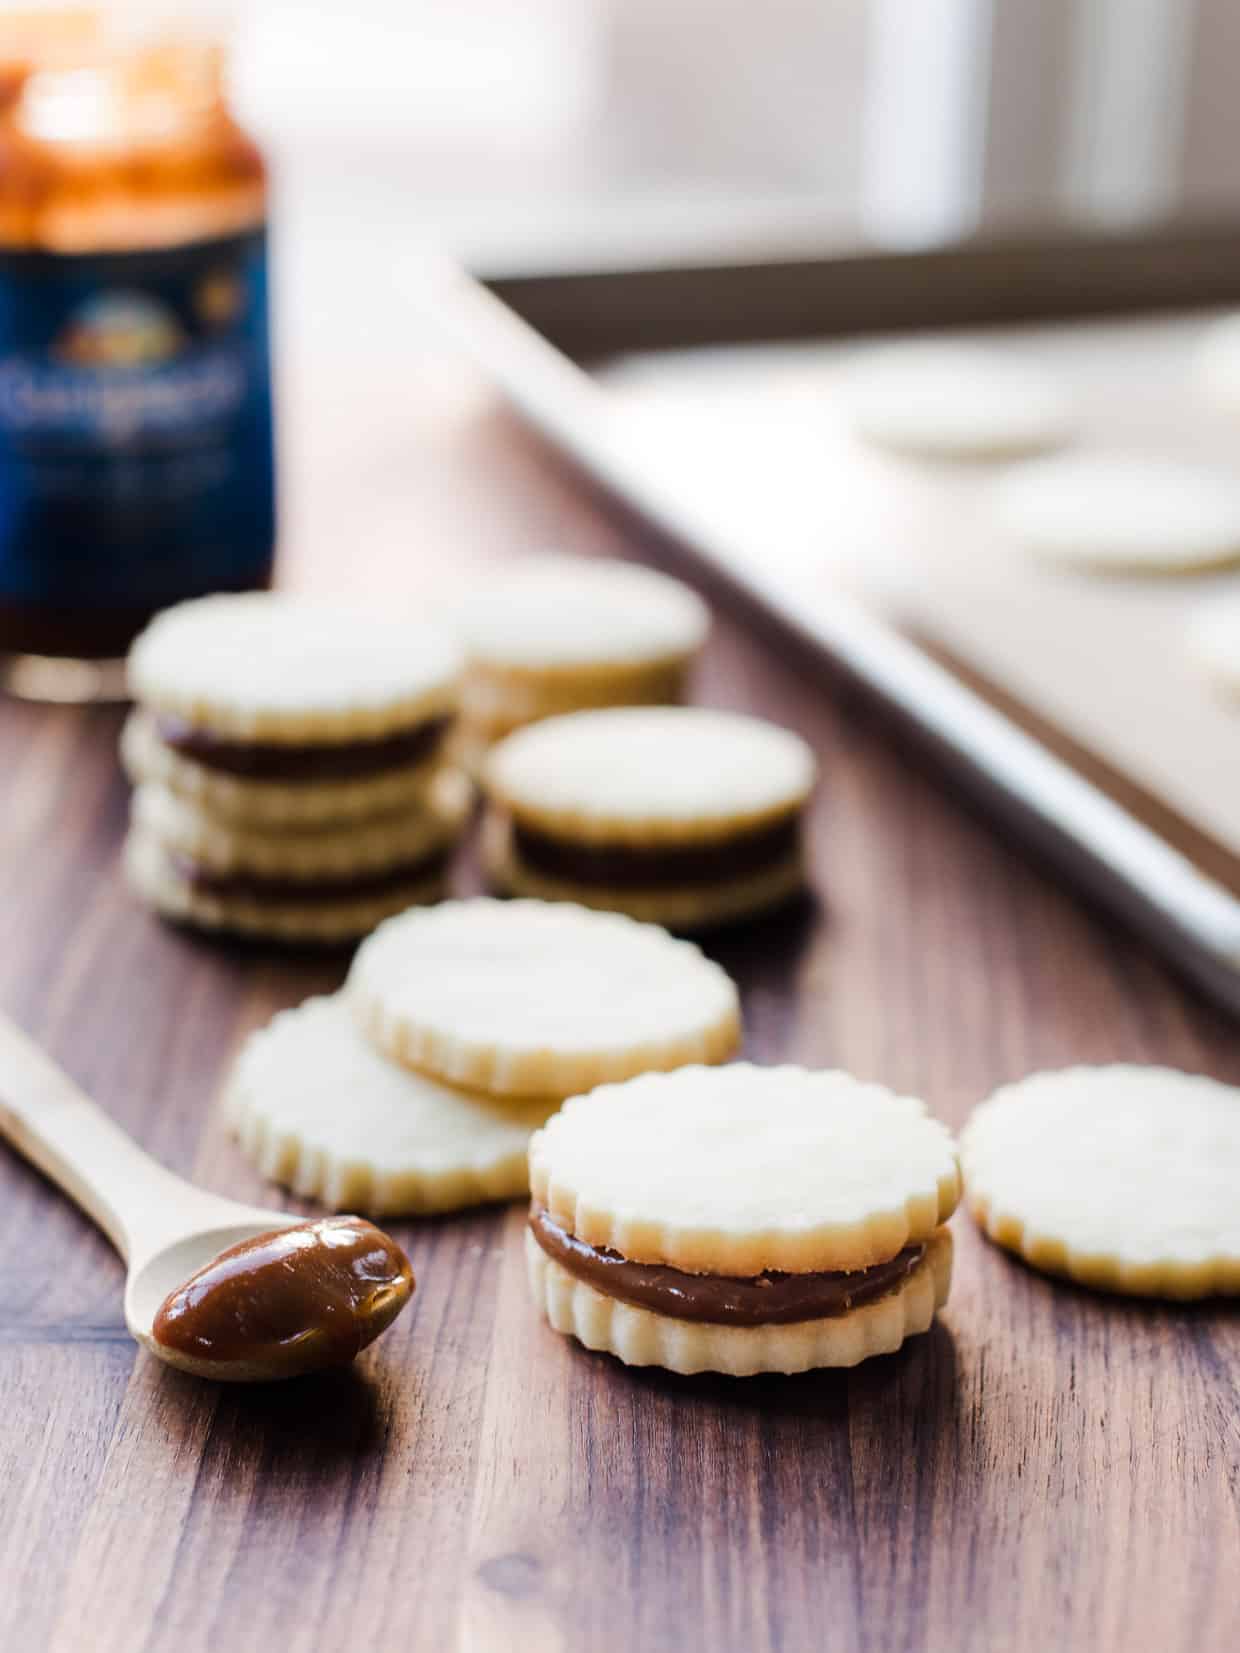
xmin=0 ymin=7 xmax=275 ymax=699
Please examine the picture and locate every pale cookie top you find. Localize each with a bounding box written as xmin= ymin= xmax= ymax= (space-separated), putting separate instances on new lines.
xmin=485 ymin=706 xmax=817 ymax=845
xmin=132 ymin=768 xmax=470 ymax=877
xmin=228 ymin=995 xmax=555 ymax=1200
xmin=349 ymin=898 xmax=741 ymax=1099
xmin=451 ymin=554 xmax=710 ymax=676
xmin=1192 ymin=312 xmax=1240 ymax=413
xmin=128 ymin=592 xmax=463 ymax=741
xmin=990 ymin=454 xmax=1240 ymax=573
xmin=839 ymin=344 xmax=1072 ymax=460
xmin=529 ymin=1064 xmax=960 ymax=1273
xmin=961 ymin=1066 xmax=1240 ymax=1297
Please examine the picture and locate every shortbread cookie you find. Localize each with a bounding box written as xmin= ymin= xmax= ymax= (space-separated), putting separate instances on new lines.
xmin=454 ymin=555 xmax=709 ymax=744
xmin=125 ymin=828 xmax=448 ymax=944
xmin=526 ymin=1064 xmax=960 ymax=1374
xmin=481 ymin=706 xmax=815 ymax=928
xmin=128 ymin=591 xmax=462 ymax=742
xmin=226 ymin=994 xmax=556 ymax=1214
xmin=839 ymin=344 xmax=1072 ymax=460
xmin=121 ymin=711 xmax=447 ymax=828
xmin=961 ymin=1066 xmax=1240 ymax=1298
xmin=991 ymin=454 xmax=1240 ymax=572
xmin=131 ymin=769 xmax=471 ymax=880
xmin=349 ymin=897 xmax=741 ymax=1098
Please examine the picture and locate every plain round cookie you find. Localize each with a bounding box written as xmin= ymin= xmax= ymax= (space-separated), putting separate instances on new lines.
xmin=990 ymin=454 xmax=1240 ymax=573
xmin=125 ymin=829 xmax=448 ymax=944
xmin=348 ymin=898 xmax=741 ymax=1099
xmin=131 ymin=769 xmax=471 ymax=879
xmin=838 ymin=344 xmax=1072 ymax=460
xmin=530 ymin=1064 xmax=960 ymax=1273
xmin=453 ymin=554 xmax=710 ymax=678
xmin=526 ymin=1224 xmax=953 ymax=1377
xmin=961 ymin=1066 xmax=1240 ymax=1298
xmin=121 ymin=711 xmax=447 ymax=828
xmin=485 ymin=706 xmax=816 ymax=845
xmin=128 ymin=592 xmax=463 ymax=740
xmin=226 ymin=995 xmax=557 ymax=1215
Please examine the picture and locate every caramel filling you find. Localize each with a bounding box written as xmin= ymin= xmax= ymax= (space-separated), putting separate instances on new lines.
xmin=156 ymin=712 xmax=452 ymax=782
xmin=171 ymin=845 xmax=451 ymax=904
xmin=529 ymin=1206 xmax=924 ymax=1326
xmin=510 ymin=814 xmax=800 ymax=890
xmin=153 ymin=1216 xmax=413 ymax=1372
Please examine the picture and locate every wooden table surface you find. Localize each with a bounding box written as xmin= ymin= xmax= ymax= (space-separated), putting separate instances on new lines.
xmin=2 ymin=357 xmax=1239 ymax=1653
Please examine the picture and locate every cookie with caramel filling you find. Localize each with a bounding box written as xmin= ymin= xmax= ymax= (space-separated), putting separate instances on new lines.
xmin=525 ymin=1064 xmax=959 ymax=1376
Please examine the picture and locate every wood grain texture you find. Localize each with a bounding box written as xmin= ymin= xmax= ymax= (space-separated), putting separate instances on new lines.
xmin=2 ymin=373 xmax=1239 ymax=1653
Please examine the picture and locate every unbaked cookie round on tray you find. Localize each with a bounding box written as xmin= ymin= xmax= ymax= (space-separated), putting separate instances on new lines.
xmin=990 ymin=454 xmax=1240 ymax=573
xmin=961 ymin=1066 xmax=1240 ymax=1298
xmin=838 ymin=344 xmax=1073 ymax=460
xmin=526 ymin=1064 xmax=960 ymax=1376
xmin=481 ymin=705 xmax=816 ymax=928
xmin=348 ymin=897 xmax=741 ymax=1100
xmin=226 ymin=994 xmax=557 ymax=1215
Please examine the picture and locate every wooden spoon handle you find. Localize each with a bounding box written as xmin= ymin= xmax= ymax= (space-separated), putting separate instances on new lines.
xmin=0 ymin=1012 xmax=194 ymax=1263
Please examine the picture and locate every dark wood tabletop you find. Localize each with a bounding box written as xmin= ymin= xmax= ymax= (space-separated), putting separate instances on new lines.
xmin=2 ymin=363 xmax=1238 ymax=1653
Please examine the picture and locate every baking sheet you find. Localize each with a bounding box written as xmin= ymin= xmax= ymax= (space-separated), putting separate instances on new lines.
xmin=599 ymin=311 xmax=1240 ymax=859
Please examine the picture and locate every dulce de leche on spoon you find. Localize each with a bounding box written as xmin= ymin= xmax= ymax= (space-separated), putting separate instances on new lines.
xmin=152 ymin=1216 xmax=413 ymax=1378
xmin=0 ymin=1013 xmax=414 ymax=1382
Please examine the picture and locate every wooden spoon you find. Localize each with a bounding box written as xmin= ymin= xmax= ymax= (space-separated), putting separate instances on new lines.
xmin=0 ymin=1014 xmax=414 ymax=1382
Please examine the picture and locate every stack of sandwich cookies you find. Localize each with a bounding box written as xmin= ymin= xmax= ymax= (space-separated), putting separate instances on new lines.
xmin=223 ymin=898 xmax=742 ymax=1217
xmin=482 ymin=705 xmax=816 ymax=928
xmin=122 ymin=593 xmax=468 ymax=941
xmin=526 ymin=1065 xmax=959 ymax=1376
xmin=454 ymin=554 xmax=710 ymax=754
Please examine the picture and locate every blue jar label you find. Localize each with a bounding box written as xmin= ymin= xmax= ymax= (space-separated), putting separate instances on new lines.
xmin=0 ymin=228 xmax=275 ymax=609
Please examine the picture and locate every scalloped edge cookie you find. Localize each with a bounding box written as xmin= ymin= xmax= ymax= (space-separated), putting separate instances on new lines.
xmin=484 ymin=706 xmax=816 ymax=846
xmin=481 ymin=808 xmax=805 ymax=931
xmin=961 ymin=1065 xmax=1240 ymax=1298
xmin=526 ymin=1225 xmax=953 ymax=1375
xmin=121 ymin=710 xmax=448 ymax=827
xmin=132 ymin=768 xmax=471 ymax=879
xmin=127 ymin=591 xmax=462 ymax=741
xmin=529 ymin=1064 xmax=961 ymax=1273
xmin=125 ymin=829 xmax=448 ymax=943
xmin=225 ymin=995 xmax=557 ymax=1215
xmin=349 ymin=897 xmax=741 ymax=1098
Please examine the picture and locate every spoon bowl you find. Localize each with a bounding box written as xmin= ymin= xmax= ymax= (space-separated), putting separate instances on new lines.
xmin=1 ymin=1014 xmax=414 ymax=1382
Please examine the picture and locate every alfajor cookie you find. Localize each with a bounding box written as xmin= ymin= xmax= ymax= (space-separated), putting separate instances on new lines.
xmin=526 ymin=1064 xmax=959 ymax=1376
xmin=349 ymin=897 xmax=741 ymax=1099
xmin=961 ymin=1066 xmax=1240 ymax=1299
xmin=481 ymin=706 xmax=816 ymax=928
xmin=226 ymin=994 xmax=557 ymax=1215
xmin=453 ymin=554 xmax=710 ymax=748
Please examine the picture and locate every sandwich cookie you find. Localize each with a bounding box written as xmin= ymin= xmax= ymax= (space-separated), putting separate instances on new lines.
xmin=453 ymin=554 xmax=710 ymax=747
xmin=526 ymin=1064 xmax=959 ymax=1376
xmin=123 ymin=592 xmax=462 ymax=825
xmin=226 ymin=994 xmax=558 ymax=1215
xmin=961 ymin=1066 xmax=1240 ymax=1299
xmin=124 ymin=769 xmax=470 ymax=942
xmin=990 ymin=454 xmax=1240 ymax=574
xmin=349 ymin=897 xmax=741 ymax=1099
xmin=481 ymin=706 xmax=816 ymax=928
